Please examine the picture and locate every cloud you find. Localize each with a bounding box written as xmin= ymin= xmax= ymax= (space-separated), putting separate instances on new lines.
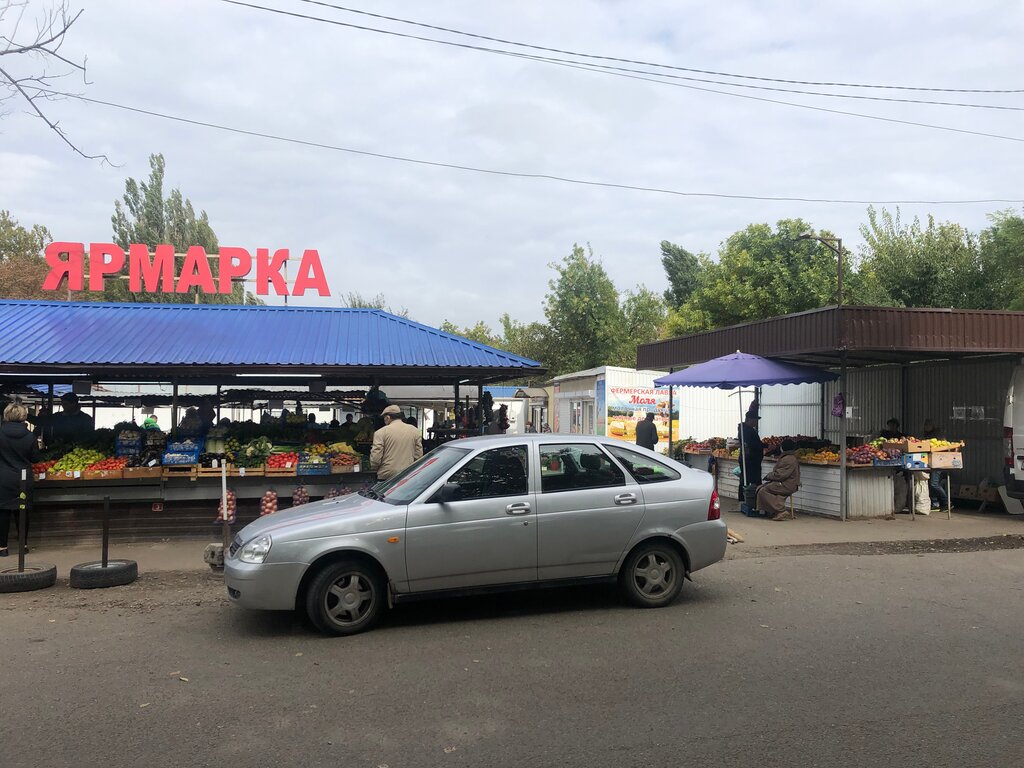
xmin=0 ymin=0 xmax=1021 ymax=328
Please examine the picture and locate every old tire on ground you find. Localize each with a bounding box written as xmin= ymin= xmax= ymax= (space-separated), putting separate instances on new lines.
xmin=0 ymin=563 xmax=58 ymax=593
xmin=69 ymin=560 xmax=138 ymax=589
xmin=305 ymin=559 xmax=385 ymax=636
xmin=619 ymin=542 xmax=685 ymax=608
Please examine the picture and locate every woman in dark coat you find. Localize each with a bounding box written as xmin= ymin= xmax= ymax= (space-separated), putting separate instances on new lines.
xmin=0 ymin=402 xmax=40 ymax=556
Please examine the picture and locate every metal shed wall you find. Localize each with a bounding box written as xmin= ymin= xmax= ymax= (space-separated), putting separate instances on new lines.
xmin=759 ymin=383 xmax=822 ymax=439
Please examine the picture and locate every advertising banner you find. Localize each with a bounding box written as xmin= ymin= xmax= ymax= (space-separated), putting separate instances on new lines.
xmin=605 ymin=385 xmax=678 ymax=453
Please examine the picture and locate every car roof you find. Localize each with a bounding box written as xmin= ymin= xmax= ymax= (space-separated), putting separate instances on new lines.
xmin=443 ymin=433 xmax=635 ymax=450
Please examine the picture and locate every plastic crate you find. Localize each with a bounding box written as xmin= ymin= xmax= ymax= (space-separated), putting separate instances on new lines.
xmin=115 ymin=435 xmax=143 ymax=457
xmin=166 ymin=439 xmax=204 ymax=454
xmin=298 ymin=461 xmax=331 ymax=476
xmin=162 ymin=448 xmax=200 ymax=466
xmin=872 ymin=458 xmax=903 ymax=467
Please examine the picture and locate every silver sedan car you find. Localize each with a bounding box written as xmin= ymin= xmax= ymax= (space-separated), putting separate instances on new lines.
xmin=225 ymin=434 xmax=726 ymax=635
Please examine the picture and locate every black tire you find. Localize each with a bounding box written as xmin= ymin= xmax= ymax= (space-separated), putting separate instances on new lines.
xmin=619 ymin=542 xmax=685 ymax=608
xmin=69 ymin=560 xmax=138 ymax=590
xmin=305 ymin=559 xmax=385 ymax=636
xmin=0 ymin=563 xmax=57 ymax=593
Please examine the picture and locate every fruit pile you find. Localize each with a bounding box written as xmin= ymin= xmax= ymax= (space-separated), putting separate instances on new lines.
xmin=33 ymin=460 xmax=58 ymax=475
xmin=331 ymin=452 xmax=361 ymax=468
xmin=292 ymin=485 xmax=310 ymax=506
xmin=930 ymin=439 xmax=964 ymax=451
xmin=305 ymin=443 xmax=330 ymax=456
xmin=86 ymin=457 xmax=129 ymax=471
xmin=797 ymin=448 xmax=840 ymax=464
xmin=198 ymin=452 xmax=230 ymax=468
xmin=267 ymin=452 xmax=300 ymax=468
xmin=53 ymin=448 xmax=108 ymax=472
xmin=845 ymin=444 xmax=899 ymax=465
xmin=683 ymin=437 xmax=727 ymax=453
xmin=235 ymin=437 xmax=273 ymax=468
xmin=260 ymin=489 xmax=278 ymax=516
xmin=326 ymin=441 xmax=360 ymax=456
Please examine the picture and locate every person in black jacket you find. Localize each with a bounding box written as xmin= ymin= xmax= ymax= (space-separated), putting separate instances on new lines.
xmin=0 ymin=402 xmax=41 ymax=556
xmin=739 ymin=413 xmax=764 ymax=492
xmin=636 ymin=413 xmax=659 ymax=451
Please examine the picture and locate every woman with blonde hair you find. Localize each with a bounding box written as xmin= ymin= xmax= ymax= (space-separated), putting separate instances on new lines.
xmin=0 ymin=401 xmax=40 ymax=556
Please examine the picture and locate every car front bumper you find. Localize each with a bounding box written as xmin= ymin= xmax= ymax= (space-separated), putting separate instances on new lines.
xmin=224 ymin=559 xmax=308 ymax=611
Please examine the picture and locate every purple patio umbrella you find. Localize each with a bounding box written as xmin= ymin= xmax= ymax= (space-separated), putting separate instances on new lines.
xmin=653 ymin=352 xmax=837 ymax=389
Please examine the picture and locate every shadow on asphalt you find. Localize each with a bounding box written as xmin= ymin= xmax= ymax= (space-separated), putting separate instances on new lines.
xmin=224 ymin=578 xmax=725 ymax=638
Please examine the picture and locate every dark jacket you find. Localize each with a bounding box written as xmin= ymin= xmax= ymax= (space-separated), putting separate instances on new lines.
xmin=0 ymin=421 xmax=40 ymax=510
xmin=739 ymin=422 xmax=763 ymax=487
xmin=635 ymin=419 xmax=659 ymax=450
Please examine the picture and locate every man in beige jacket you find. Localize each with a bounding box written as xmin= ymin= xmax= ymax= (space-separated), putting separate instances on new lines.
xmin=370 ymin=405 xmax=423 ymax=481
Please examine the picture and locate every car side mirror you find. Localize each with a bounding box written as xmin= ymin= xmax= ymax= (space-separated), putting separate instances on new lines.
xmin=434 ymin=482 xmax=462 ymax=504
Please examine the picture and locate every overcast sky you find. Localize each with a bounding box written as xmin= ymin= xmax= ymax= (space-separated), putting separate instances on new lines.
xmin=3 ymin=0 xmax=1023 ymax=328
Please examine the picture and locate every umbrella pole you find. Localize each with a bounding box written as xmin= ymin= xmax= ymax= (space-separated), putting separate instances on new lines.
xmin=738 ymin=389 xmax=746 ymax=502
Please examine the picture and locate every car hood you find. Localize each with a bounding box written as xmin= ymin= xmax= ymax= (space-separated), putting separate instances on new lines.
xmin=235 ymin=492 xmax=401 ymax=543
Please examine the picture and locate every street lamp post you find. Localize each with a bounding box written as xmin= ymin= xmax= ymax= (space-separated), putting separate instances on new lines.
xmin=797 ymin=232 xmax=844 ymax=306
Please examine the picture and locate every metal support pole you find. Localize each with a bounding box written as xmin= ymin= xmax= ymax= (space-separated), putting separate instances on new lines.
xmin=839 ymin=352 xmax=848 ymax=522
xmin=102 ymin=495 xmax=111 ymax=568
xmin=18 ymin=469 xmax=28 ymax=573
xmin=171 ymin=380 xmax=179 ymax=438
xmin=453 ymin=382 xmax=460 ymax=433
xmin=46 ymin=383 xmax=54 ymax=445
xmin=477 ymin=383 xmax=484 ymax=434
xmin=836 ymin=238 xmax=844 ymax=307
xmin=216 ymin=384 xmax=222 ymax=422
xmin=668 ymin=382 xmax=674 ymax=453
xmin=221 ymin=461 xmax=231 ymax=552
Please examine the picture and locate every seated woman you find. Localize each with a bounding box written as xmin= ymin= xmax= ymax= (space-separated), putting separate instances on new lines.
xmin=756 ymin=439 xmax=800 ymax=521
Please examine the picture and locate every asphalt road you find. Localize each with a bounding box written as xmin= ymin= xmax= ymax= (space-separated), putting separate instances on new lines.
xmin=3 ymin=549 xmax=1023 ymax=768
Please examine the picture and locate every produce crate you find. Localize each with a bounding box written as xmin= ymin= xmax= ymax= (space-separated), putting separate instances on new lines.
xmin=115 ymin=436 xmax=143 ymax=457
xmin=82 ymin=469 xmax=124 ymax=481
xmin=903 ymin=452 xmax=929 ymax=470
xmin=330 ymin=462 xmax=360 ymax=474
xmin=266 ymin=466 xmax=297 ymax=477
xmin=888 ymin=439 xmax=930 ymax=453
xmin=197 ymin=462 xmax=235 ymax=477
xmin=235 ymin=466 xmax=265 ymax=477
xmin=123 ymin=466 xmax=163 ymax=479
xmin=930 ymin=451 xmax=963 ymax=469
xmin=930 ymin=441 xmax=965 ymax=453
xmin=47 ymin=470 xmax=84 ymax=481
xmin=166 ymin=439 xmax=205 ymax=453
xmin=162 ymin=464 xmax=197 ymax=479
xmin=872 ymin=458 xmax=903 ymax=467
xmin=298 ymin=461 xmax=331 ymax=476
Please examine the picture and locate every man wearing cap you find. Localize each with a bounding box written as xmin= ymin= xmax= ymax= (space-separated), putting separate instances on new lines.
xmin=370 ymin=405 xmax=423 ymax=481
xmin=49 ymin=393 xmax=95 ymax=443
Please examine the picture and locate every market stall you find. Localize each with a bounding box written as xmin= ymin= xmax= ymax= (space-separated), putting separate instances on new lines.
xmin=0 ymin=300 xmax=544 ymax=544
xmin=678 ymin=434 xmax=965 ymax=519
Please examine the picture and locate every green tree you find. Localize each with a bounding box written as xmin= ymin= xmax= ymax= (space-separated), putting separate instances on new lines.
xmin=667 ymin=219 xmax=873 ymax=335
xmin=344 ymin=291 xmax=409 ymax=317
xmin=859 ymin=206 xmax=993 ymax=309
xmin=439 ymin=320 xmax=501 ymax=347
xmin=617 ymin=286 xmax=667 ymax=365
xmin=0 ymin=210 xmax=51 ymax=299
xmin=978 ymin=209 xmax=1024 ymax=310
xmin=544 ymin=244 xmax=624 ymax=373
xmin=109 ymin=153 xmax=257 ymax=304
xmin=660 ymin=240 xmax=701 ymax=308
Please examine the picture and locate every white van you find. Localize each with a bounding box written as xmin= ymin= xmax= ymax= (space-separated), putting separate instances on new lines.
xmin=1003 ymin=366 xmax=1024 ymax=499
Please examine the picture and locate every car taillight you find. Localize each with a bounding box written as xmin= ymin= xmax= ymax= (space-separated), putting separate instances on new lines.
xmin=1005 ymin=427 xmax=1014 ymax=467
xmin=708 ymin=489 xmax=721 ymax=520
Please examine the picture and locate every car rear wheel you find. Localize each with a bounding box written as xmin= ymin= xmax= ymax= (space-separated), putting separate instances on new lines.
xmin=305 ymin=560 xmax=385 ymax=636
xmin=620 ymin=543 xmax=684 ymax=608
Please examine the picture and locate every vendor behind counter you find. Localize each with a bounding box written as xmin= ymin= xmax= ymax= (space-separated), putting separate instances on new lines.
xmin=46 ymin=393 xmax=95 ymax=443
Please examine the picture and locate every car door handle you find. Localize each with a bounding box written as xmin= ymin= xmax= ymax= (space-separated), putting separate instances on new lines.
xmin=614 ymin=493 xmax=637 ymax=505
xmin=506 ymin=502 xmax=531 ymax=515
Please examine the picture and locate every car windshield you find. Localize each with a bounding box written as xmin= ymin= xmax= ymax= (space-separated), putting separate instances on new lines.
xmin=366 ymin=445 xmax=470 ymax=505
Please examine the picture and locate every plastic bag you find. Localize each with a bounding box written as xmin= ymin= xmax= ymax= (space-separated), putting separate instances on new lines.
xmin=832 ymin=393 xmax=845 ymax=418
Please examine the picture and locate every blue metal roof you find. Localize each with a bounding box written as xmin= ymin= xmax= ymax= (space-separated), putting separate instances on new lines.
xmin=0 ymin=300 xmax=540 ymax=371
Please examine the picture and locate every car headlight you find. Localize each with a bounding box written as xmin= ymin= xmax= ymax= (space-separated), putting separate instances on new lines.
xmin=238 ymin=535 xmax=273 ymax=564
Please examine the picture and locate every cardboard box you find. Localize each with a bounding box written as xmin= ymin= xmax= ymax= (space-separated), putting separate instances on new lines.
xmin=930 ymin=451 xmax=963 ymax=470
xmin=888 ymin=439 xmax=931 ymax=453
xmin=958 ymin=484 xmax=978 ymax=500
xmin=903 ymin=452 xmax=929 ymax=470
xmin=981 ymin=487 xmax=1002 ymax=503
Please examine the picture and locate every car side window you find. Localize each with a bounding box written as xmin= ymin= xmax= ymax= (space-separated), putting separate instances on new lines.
xmin=606 ymin=445 xmax=681 ymax=484
xmin=539 ymin=443 xmax=625 ymax=493
xmin=446 ymin=445 xmax=529 ymax=501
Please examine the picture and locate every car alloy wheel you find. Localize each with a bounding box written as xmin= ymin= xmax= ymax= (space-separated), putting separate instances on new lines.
xmin=621 ymin=544 xmax=685 ymax=608
xmin=306 ymin=560 xmax=385 ymax=636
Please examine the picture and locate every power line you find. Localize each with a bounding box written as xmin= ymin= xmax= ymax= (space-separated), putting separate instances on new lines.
xmin=37 ymin=87 xmax=1024 ymax=206
xmin=294 ymin=0 xmax=1024 ymax=95
xmin=216 ymin=0 xmax=1024 ymax=143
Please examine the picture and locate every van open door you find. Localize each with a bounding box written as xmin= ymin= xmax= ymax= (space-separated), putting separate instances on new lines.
xmin=1004 ymin=366 xmax=1024 ymax=499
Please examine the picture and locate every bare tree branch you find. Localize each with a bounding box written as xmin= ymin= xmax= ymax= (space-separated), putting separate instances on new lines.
xmin=0 ymin=1 xmax=108 ymax=162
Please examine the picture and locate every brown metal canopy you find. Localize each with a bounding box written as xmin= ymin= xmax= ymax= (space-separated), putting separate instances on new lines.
xmin=638 ymin=306 xmax=1024 ymax=369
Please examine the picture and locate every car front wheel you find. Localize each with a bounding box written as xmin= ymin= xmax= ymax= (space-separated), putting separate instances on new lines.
xmin=620 ymin=543 xmax=685 ymax=608
xmin=305 ymin=560 xmax=385 ymax=636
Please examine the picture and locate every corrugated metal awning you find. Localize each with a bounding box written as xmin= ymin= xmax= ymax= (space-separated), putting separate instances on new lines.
xmin=0 ymin=300 xmax=543 ymax=384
